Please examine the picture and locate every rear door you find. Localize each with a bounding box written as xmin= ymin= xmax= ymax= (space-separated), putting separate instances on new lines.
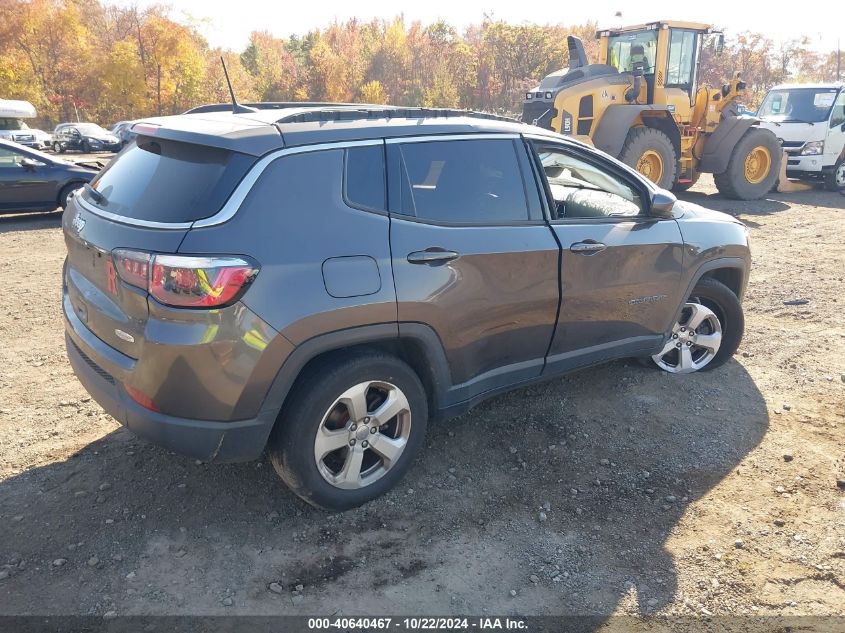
xmin=387 ymin=135 xmax=560 ymax=404
xmin=63 ymin=136 xmax=256 ymax=358
xmin=0 ymin=145 xmax=48 ymax=209
xmin=527 ymin=138 xmax=685 ymax=373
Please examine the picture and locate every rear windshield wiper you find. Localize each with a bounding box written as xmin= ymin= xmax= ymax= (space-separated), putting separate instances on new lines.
xmin=84 ymin=183 xmax=108 ymax=206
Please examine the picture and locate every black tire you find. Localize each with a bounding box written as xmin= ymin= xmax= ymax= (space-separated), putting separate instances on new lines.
xmin=672 ymin=171 xmax=700 ymax=192
xmin=58 ymin=183 xmax=79 ymax=210
xmin=823 ymin=158 xmax=845 ymax=192
xmin=642 ymin=277 xmax=744 ymax=372
xmin=53 ymin=141 xmax=64 ymax=154
xmin=713 ymin=128 xmax=781 ymax=200
xmin=618 ymin=127 xmax=678 ymax=190
xmin=80 ymin=140 xmax=90 ymax=153
xmin=268 ymin=351 xmax=428 ymax=511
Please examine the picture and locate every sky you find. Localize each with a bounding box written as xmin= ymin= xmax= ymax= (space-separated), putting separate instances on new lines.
xmin=113 ymin=0 xmax=843 ymax=54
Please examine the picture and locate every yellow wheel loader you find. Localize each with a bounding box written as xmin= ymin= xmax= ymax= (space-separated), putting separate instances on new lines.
xmin=521 ymin=21 xmax=781 ymax=200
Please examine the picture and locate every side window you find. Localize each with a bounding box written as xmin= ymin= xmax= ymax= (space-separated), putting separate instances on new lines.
xmin=398 ymin=139 xmax=530 ymax=224
xmin=0 ymin=148 xmax=24 ymax=169
xmin=831 ymin=92 xmax=845 ymax=128
xmin=344 ymin=144 xmax=386 ymax=211
xmin=534 ymin=145 xmax=644 ymax=219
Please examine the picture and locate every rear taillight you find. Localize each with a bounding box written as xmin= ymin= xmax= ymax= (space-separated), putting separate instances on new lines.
xmin=113 ymin=249 xmax=150 ymax=289
xmin=111 ymin=250 xmax=258 ymax=308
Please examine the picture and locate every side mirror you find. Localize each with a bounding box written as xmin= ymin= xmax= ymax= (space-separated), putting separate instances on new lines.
xmin=650 ymin=189 xmax=676 ymax=217
xmin=19 ymin=158 xmax=39 ymax=171
xmin=714 ymin=34 xmax=725 ymax=55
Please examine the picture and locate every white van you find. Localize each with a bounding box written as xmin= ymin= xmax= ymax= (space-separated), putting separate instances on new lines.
xmin=0 ymin=99 xmax=43 ymax=149
xmin=757 ymin=83 xmax=845 ymax=191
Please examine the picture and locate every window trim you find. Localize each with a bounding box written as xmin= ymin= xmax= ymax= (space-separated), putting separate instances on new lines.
xmin=525 ymin=138 xmax=657 ymax=224
xmin=341 ymin=142 xmax=388 ymax=215
xmin=387 ymin=135 xmax=544 ymax=227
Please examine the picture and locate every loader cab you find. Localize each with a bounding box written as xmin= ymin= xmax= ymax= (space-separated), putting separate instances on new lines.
xmin=599 ymin=21 xmax=711 ymax=118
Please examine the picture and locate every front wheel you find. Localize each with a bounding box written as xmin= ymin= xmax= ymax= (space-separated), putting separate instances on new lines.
xmin=650 ymin=277 xmax=744 ymax=373
xmin=53 ymin=141 xmax=64 ymax=154
xmin=713 ymin=128 xmax=781 ymax=200
xmin=268 ymin=351 xmax=428 ymax=511
xmin=824 ymin=159 xmax=845 ymax=192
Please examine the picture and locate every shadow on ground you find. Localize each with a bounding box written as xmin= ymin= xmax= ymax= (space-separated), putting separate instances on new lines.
xmin=0 ymin=356 xmax=768 ymax=624
xmin=0 ymin=210 xmax=62 ymax=234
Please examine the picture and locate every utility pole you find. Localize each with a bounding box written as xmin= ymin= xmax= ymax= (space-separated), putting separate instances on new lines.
xmin=837 ymin=38 xmax=841 ymax=81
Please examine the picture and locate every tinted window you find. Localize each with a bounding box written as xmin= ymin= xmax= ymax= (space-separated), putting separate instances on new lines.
xmin=0 ymin=147 xmax=25 ymax=168
xmin=535 ymin=146 xmax=643 ymax=219
xmin=399 ymin=139 xmax=529 ymax=223
xmin=86 ymin=137 xmax=255 ymax=223
xmin=345 ymin=145 xmax=385 ymax=211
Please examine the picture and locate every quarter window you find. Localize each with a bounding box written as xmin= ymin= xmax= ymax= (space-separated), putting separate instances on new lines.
xmin=534 ymin=146 xmax=643 ymax=219
xmin=344 ymin=145 xmax=386 ymax=211
xmin=398 ymin=139 xmax=529 ymax=223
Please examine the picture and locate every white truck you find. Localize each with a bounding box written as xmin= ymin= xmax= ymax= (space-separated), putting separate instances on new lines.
xmin=0 ymin=99 xmax=51 ymax=150
xmin=757 ymin=83 xmax=845 ymax=191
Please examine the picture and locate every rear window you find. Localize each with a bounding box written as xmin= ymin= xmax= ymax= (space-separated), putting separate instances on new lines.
xmin=86 ymin=137 xmax=255 ymax=223
xmin=344 ymin=145 xmax=386 ymax=211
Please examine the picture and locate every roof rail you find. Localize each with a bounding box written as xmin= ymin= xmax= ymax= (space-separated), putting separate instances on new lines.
xmin=274 ymin=107 xmax=520 ymax=125
xmin=184 ymin=102 xmax=368 ymax=114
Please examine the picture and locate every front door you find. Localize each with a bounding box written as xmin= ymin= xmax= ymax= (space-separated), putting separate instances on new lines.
xmin=388 ymin=135 xmax=560 ymax=405
xmin=527 ymin=139 xmax=685 ymax=373
xmin=0 ymin=146 xmax=50 ymax=210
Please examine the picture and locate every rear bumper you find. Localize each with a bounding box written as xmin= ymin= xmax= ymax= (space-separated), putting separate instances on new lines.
xmin=64 ymin=302 xmax=276 ymax=463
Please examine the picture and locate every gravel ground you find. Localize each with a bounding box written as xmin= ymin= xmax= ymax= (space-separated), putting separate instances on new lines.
xmin=0 ymin=174 xmax=843 ymax=622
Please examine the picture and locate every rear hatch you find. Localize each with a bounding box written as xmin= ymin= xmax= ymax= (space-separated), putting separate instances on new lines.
xmin=63 ymin=133 xmax=259 ymax=358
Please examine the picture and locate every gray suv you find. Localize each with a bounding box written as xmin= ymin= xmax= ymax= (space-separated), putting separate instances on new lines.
xmin=62 ymin=106 xmax=749 ymax=510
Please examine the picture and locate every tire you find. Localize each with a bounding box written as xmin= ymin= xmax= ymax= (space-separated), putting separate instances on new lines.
xmin=618 ymin=127 xmax=678 ymax=190
xmin=58 ymin=183 xmax=80 ymax=210
xmin=80 ymin=140 xmax=90 ymax=153
xmin=53 ymin=141 xmax=64 ymax=154
xmin=268 ymin=351 xmax=428 ymax=511
xmin=713 ymin=128 xmax=780 ymax=200
xmin=672 ymin=171 xmax=700 ymax=192
xmin=823 ymin=159 xmax=845 ymax=192
xmin=650 ymin=277 xmax=744 ymax=373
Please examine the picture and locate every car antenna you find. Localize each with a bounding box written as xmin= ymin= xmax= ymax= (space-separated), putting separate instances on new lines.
xmin=220 ymin=56 xmax=257 ymax=114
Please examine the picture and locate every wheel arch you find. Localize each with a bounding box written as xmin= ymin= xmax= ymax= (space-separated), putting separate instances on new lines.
xmin=261 ymin=323 xmax=452 ymax=432
xmin=698 ymin=118 xmax=760 ymax=174
xmin=57 ymin=180 xmax=87 ymax=207
xmin=593 ymin=104 xmax=680 ymax=159
xmin=671 ymin=257 xmax=748 ymax=327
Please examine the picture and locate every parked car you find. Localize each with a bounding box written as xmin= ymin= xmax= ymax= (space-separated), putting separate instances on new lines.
xmin=52 ymin=122 xmax=121 ymax=153
xmin=30 ymin=128 xmax=54 ymax=150
xmin=758 ymin=82 xmax=845 ymax=190
xmin=63 ymin=106 xmax=749 ymax=511
xmin=0 ymin=138 xmax=97 ymax=213
xmin=111 ymin=121 xmax=138 ymax=147
xmin=0 ymin=99 xmax=39 ymax=148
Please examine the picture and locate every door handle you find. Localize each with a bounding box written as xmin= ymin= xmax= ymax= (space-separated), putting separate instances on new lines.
xmin=407 ymin=249 xmax=460 ymax=264
xmin=570 ymin=241 xmax=607 ymax=255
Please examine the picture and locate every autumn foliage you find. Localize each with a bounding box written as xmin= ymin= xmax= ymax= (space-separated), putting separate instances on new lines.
xmin=0 ymin=0 xmax=840 ymax=127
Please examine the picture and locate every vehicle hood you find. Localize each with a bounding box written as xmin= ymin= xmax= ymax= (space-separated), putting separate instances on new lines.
xmin=84 ymin=133 xmax=119 ymax=142
xmin=673 ymin=199 xmax=745 ymax=226
xmin=757 ymin=120 xmax=826 ymax=144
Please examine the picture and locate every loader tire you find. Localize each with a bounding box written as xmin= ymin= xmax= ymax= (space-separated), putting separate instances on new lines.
xmin=618 ymin=127 xmax=677 ymax=190
xmin=713 ymin=128 xmax=781 ymax=200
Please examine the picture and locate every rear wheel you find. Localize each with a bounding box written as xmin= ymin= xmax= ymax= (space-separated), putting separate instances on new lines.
xmin=650 ymin=277 xmax=744 ymax=373
xmin=268 ymin=351 xmax=428 ymax=511
xmin=618 ymin=127 xmax=678 ymax=190
xmin=53 ymin=141 xmax=64 ymax=154
xmin=58 ymin=183 xmax=79 ymax=210
xmin=824 ymin=159 xmax=845 ymax=192
xmin=713 ymin=128 xmax=780 ymax=200
xmin=80 ymin=140 xmax=90 ymax=153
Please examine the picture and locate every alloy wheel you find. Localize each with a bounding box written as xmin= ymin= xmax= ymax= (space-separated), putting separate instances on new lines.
xmin=652 ymin=301 xmax=723 ymax=373
xmin=313 ymin=381 xmax=412 ymax=489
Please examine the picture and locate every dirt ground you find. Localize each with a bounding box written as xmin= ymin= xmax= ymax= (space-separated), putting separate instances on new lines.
xmin=0 ymin=173 xmax=843 ymax=624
